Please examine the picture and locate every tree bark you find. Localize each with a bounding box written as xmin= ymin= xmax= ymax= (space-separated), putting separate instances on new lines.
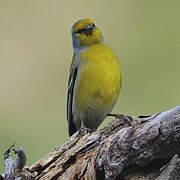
xmin=1 ymin=106 xmax=180 ymax=180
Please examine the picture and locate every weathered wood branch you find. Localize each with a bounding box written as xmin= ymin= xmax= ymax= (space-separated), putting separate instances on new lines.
xmin=0 ymin=144 xmax=27 ymax=180
xmin=1 ymin=106 xmax=180 ymax=179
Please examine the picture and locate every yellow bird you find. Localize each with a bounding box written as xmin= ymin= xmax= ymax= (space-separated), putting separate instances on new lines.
xmin=67 ymin=18 xmax=122 ymax=136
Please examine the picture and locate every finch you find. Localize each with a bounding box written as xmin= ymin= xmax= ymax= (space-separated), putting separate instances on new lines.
xmin=67 ymin=18 xmax=122 ymax=136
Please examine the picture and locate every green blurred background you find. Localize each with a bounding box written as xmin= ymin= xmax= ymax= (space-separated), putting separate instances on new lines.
xmin=0 ymin=0 xmax=180 ymax=171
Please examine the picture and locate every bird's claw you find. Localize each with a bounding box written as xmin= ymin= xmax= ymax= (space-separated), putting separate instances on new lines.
xmin=107 ymin=113 xmax=132 ymax=126
xmin=79 ymin=121 xmax=92 ymax=134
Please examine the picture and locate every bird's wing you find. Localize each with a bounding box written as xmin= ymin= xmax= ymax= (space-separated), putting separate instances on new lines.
xmin=67 ymin=58 xmax=78 ymax=136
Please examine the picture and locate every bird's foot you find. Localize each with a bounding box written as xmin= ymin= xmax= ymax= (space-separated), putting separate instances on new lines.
xmin=107 ymin=113 xmax=132 ymax=126
xmin=79 ymin=121 xmax=92 ymax=135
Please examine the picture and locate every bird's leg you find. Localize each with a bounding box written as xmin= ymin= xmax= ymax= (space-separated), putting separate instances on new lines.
xmin=107 ymin=113 xmax=132 ymax=126
xmin=79 ymin=120 xmax=92 ymax=134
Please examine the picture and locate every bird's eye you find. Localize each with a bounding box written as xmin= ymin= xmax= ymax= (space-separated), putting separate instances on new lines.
xmin=75 ymin=24 xmax=95 ymax=36
xmin=76 ymin=28 xmax=86 ymax=34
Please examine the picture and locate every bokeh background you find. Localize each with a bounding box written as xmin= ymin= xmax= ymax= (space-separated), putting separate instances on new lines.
xmin=0 ymin=0 xmax=180 ymax=171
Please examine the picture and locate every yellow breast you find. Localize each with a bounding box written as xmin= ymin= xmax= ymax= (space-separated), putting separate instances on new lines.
xmin=74 ymin=43 xmax=122 ymax=112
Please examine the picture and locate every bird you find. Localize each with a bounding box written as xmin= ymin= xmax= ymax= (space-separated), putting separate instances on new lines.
xmin=67 ymin=18 xmax=122 ymax=136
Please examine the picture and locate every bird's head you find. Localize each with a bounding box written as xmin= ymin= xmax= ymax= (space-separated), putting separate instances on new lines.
xmin=71 ymin=18 xmax=103 ymax=50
